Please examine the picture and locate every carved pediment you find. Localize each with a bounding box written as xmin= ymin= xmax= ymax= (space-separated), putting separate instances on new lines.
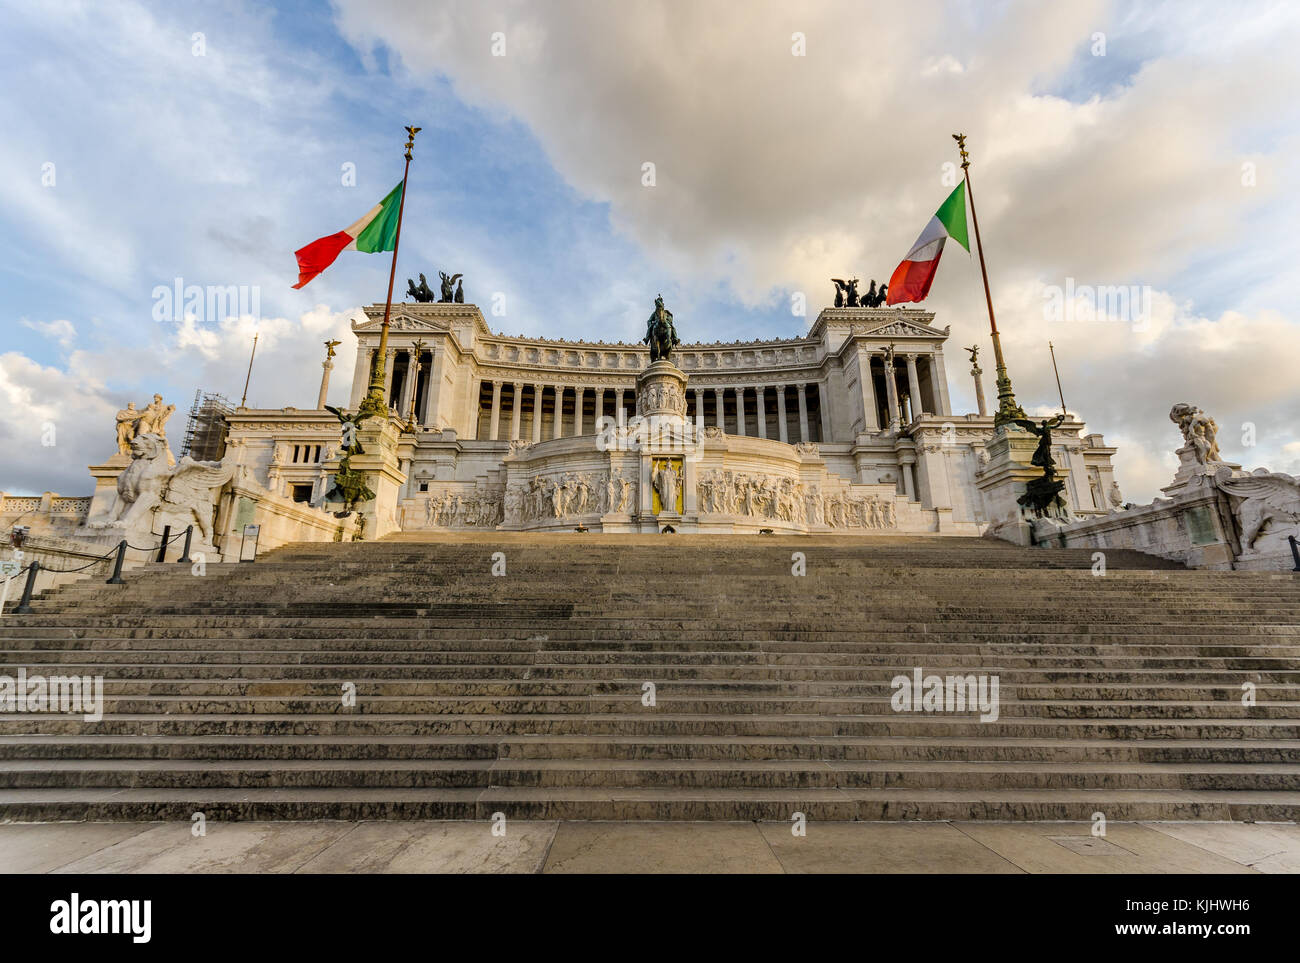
xmin=352 ymin=314 xmax=451 ymax=334
xmin=851 ymin=318 xmax=949 ymax=339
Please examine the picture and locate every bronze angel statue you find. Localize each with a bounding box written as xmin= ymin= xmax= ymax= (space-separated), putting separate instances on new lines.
xmin=438 ymin=272 xmax=463 ymax=302
xmin=322 ymin=405 xmax=376 ymax=513
xmin=831 ymin=277 xmax=861 ymax=307
xmin=1014 ymin=414 xmax=1067 ymax=477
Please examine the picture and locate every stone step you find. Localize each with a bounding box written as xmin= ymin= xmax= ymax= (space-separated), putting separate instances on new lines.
xmin=4 ymin=664 xmax=1300 ymax=685
xmin=0 ymin=787 xmax=1294 ymax=822
xmin=2 ymin=678 xmax=1293 ymax=701
xmin=4 ymin=533 xmax=1295 ymax=822
xmin=1 ymin=692 xmax=1294 ymax=717
xmin=2 ymin=734 xmax=1296 ymax=763
xmin=1 ymin=713 xmax=1295 ymax=739
xmin=2 ymin=758 xmax=1296 ymax=791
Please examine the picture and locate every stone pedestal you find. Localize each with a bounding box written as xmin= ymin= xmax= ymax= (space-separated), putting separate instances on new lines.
xmin=346 ymin=415 xmax=412 ymax=539
xmin=1161 ymin=445 xmax=1240 ymax=497
xmin=975 ymin=426 xmax=1074 ymax=545
xmin=635 ymin=360 xmax=689 ymax=427
xmin=87 ymin=453 xmax=131 ymax=521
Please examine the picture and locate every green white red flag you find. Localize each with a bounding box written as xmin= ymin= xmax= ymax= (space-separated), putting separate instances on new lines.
xmin=886 ymin=182 xmax=970 ymax=305
xmin=292 ymin=181 xmax=404 ymax=289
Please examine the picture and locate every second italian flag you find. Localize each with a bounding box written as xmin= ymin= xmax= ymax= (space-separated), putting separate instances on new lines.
xmin=292 ymin=181 xmax=405 ymax=289
xmin=886 ymin=181 xmax=970 ymax=305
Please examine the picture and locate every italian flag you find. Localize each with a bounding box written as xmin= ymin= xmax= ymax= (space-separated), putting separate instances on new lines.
xmin=886 ymin=181 xmax=970 ymax=305
xmin=292 ymin=181 xmax=404 ymax=289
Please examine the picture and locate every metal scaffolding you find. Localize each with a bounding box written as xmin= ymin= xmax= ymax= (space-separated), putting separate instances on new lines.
xmin=180 ymin=389 xmax=233 ymax=462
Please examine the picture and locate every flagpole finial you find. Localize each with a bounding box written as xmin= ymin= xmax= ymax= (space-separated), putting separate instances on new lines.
xmin=404 ymin=126 xmax=422 ymax=161
xmin=952 ymin=133 xmax=970 ymax=170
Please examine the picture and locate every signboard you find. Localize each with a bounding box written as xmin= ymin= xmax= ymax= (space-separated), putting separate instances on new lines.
xmin=239 ymin=524 xmax=261 ymax=563
xmin=0 ymin=560 xmax=21 ymax=577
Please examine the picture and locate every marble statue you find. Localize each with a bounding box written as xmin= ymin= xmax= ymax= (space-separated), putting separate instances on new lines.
xmin=1108 ymin=480 xmax=1124 ymax=511
xmin=138 ymin=394 xmax=176 ymax=439
xmin=1213 ymin=466 xmax=1300 ymax=551
xmin=1170 ymin=403 xmax=1222 ymax=465
xmin=89 ymin=433 xmax=232 ymax=542
xmin=697 ymin=469 xmax=895 ymax=529
xmin=422 ymin=487 xmax=503 ymax=528
xmin=653 ymin=462 xmax=681 ymax=513
xmin=115 ymin=402 xmax=144 ymax=455
xmin=503 ymin=470 xmax=629 ymax=525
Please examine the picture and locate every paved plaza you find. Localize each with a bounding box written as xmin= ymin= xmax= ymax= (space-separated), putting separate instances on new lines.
xmin=3 ymin=820 xmax=1297 ymax=874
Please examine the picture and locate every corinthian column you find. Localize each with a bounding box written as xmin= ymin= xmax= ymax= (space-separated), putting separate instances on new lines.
xmin=906 ymin=354 xmax=923 ymax=419
xmin=489 ymin=380 xmax=502 ymax=440
xmin=797 ymin=384 xmax=810 ymax=442
xmin=317 ymin=359 xmax=334 ymax=409
xmin=532 ymin=383 xmax=543 ymax=442
xmin=776 ymin=385 xmax=788 ymax=443
xmin=884 ymin=356 xmax=900 ymax=433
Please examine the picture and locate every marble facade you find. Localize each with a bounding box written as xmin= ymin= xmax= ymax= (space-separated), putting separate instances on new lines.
xmin=271 ymin=302 xmax=1122 ymax=536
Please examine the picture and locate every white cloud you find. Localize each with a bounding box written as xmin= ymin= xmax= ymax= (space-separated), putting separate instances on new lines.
xmin=1 ymin=307 xmax=360 ymax=496
xmin=331 ymin=0 xmax=1300 ymax=503
xmin=20 ymin=319 xmax=77 ymax=349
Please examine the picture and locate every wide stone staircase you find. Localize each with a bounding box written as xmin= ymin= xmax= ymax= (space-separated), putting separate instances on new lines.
xmin=1 ymin=533 xmax=1298 ymax=822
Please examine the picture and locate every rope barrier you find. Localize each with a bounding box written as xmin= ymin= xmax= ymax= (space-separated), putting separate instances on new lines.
xmin=34 ymin=554 xmax=115 ymax=574
xmin=1 ymin=563 xmax=34 ymax=582
xmin=15 ymin=543 xmax=120 ymax=575
xmin=6 ymin=523 xmax=198 ymax=611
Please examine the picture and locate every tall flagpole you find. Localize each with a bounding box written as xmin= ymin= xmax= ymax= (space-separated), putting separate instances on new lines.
xmin=358 ymin=125 xmax=421 ymax=420
xmin=239 ymin=332 xmax=259 ymax=408
xmin=953 ymin=133 xmax=1024 ymax=429
xmin=1049 ymin=341 xmax=1067 ymax=416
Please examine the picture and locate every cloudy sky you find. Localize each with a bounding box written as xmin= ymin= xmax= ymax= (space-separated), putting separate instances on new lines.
xmin=2 ymin=0 xmax=1297 ymax=501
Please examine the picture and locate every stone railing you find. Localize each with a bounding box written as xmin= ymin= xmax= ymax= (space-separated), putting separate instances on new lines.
xmin=0 ymin=491 xmax=93 ymax=538
xmin=1028 ymin=462 xmax=1300 ymax=571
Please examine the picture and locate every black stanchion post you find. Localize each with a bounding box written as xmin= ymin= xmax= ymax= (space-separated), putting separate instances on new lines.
xmin=178 ymin=525 xmax=193 ymax=564
xmin=156 ymin=525 xmax=171 ymax=563
xmin=1290 ymin=535 xmax=1300 ymax=572
xmin=14 ymin=561 xmax=38 ymax=614
xmin=107 ymin=540 xmax=127 ymax=584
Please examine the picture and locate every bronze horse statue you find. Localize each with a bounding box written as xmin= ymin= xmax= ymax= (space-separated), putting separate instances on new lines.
xmin=643 ymin=294 xmax=680 ymax=363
